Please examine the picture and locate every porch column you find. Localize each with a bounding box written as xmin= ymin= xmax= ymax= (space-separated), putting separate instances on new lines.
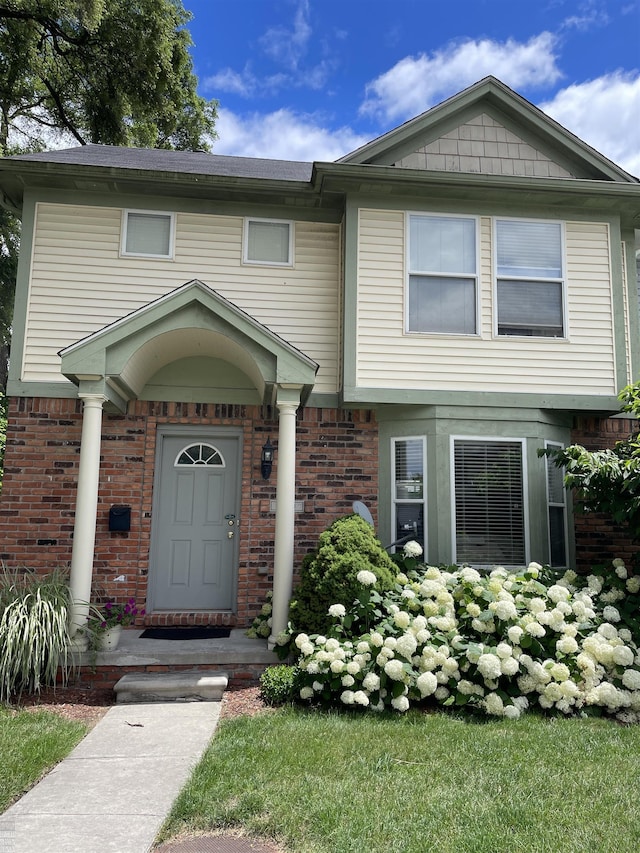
xmin=69 ymin=393 xmax=106 ymax=639
xmin=268 ymin=388 xmax=301 ymax=649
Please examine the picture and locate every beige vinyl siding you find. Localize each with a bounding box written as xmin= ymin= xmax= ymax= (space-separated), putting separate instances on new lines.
xmin=356 ymin=209 xmax=616 ymax=394
xmin=23 ymin=204 xmax=340 ymax=393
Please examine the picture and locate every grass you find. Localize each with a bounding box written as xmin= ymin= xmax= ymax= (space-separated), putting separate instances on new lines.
xmin=0 ymin=706 xmax=88 ymax=812
xmin=160 ymin=707 xmax=640 ymax=853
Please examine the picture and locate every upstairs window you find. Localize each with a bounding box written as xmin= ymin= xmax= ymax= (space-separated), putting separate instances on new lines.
xmin=244 ymin=218 xmax=293 ymax=266
xmin=408 ymin=214 xmax=477 ymax=335
xmin=122 ymin=210 xmax=174 ymax=258
xmin=496 ymin=219 xmax=564 ymax=337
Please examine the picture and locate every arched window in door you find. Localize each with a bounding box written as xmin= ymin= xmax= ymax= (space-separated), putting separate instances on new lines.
xmin=174 ymin=443 xmax=226 ymax=467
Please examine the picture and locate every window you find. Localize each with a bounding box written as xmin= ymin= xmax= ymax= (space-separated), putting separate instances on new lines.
xmin=496 ymin=219 xmax=564 ymax=337
xmin=391 ymin=437 xmax=426 ymax=551
xmin=174 ymin=443 xmax=225 ymax=467
xmin=545 ymin=441 xmax=568 ymax=567
xmin=244 ymin=218 xmax=293 ymax=266
xmin=408 ymin=214 xmax=477 ymax=334
xmin=122 ymin=210 xmax=174 ymax=258
xmin=452 ymin=438 xmax=526 ymax=565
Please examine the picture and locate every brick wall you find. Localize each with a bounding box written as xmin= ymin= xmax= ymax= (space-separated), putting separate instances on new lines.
xmin=0 ymin=397 xmax=378 ymax=626
xmin=571 ymin=415 xmax=638 ymax=571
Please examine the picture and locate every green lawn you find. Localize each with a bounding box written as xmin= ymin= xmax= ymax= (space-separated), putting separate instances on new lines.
xmin=0 ymin=706 xmax=88 ymax=812
xmin=160 ymin=708 xmax=640 ymax=853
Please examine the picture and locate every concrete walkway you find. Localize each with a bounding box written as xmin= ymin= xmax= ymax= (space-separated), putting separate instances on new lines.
xmin=0 ymin=702 xmax=222 ymax=853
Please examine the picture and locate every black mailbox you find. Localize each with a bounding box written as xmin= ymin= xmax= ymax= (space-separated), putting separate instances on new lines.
xmin=109 ymin=505 xmax=131 ymax=532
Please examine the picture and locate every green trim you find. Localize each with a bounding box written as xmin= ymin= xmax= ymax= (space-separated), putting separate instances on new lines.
xmin=22 ymin=186 xmax=342 ymax=223
xmin=608 ymin=220 xmax=629 ymax=387
xmin=7 ymin=195 xmax=37 ymax=386
xmin=378 ymin=406 xmax=573 ymax=567
xmin=6 ymin=379 xmax=78 ymax=398
xmin=623 ymin=230 xmax=640 ymax=381
xmin=304 ymin=392 xmax=341 ymax=409
xmin=341 ymin=200 xmax=360 ymax=399
xmin=345 ymin=386 xmax=621 ymax=413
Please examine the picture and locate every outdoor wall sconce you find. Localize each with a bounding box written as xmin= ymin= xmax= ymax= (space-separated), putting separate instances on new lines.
xmin=261 ymin=437 xmax=274 ymax=480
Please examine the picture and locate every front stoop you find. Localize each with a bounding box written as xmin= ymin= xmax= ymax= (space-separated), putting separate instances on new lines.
xmin=114 ymin=670 xmax=228 ymax=703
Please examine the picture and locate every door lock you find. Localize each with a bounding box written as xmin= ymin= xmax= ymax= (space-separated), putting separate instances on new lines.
xmin=227 ymin=530 xmax=234 ymax=539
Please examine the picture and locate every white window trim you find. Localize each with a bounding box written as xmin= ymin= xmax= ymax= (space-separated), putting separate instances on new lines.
xmin=120 ymin=209 xmax=175 ymax=259
xmin=492 ymin=216 xmax=568 ymax=340
xmin=405 ymin=211 xmax=480 ymax=337
xmin=544 ymin=440 xmax=569 ymax=568
xmin=449 ymin=435 xmax=530 ymax=567
xmin=243 ymin=217 xmax=294 ymax=267
xmin=391 ymin=435 xmax=427 ymax=553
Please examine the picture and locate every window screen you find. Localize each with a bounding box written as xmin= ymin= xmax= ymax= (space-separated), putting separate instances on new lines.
xmin=496 ymin=219 xmax=563 ymax=337
xmin=392 ymin=437 xmax=425 ymax=551
xmin=246 ymin=219 xmax=291 ymax=265
xmin=124 ymin=212 xmax=172 ymax=257
xmin=408 ymin=215 xmax=477 ymax=334
xmin=453 ymin=439 xmax=525 ymax=565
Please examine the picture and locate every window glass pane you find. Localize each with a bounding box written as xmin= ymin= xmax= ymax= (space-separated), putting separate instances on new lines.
xmin=247 ymin=221 xmax=290 ymax=263
xmin=395 ymin=503 xmax=424 ymax=546
xmin=175 ymin=443 xmax=224 ymax=467
xmin=410 ymin=216 xmax=475 ymax=274
xmin=497 ymin=280 xmax=563 ymax=336
xmin=549 ymin=506 xmax=567 ymax=566
xmin=126 ymin=212 xmax=171 ymax=256
xmin=454 ymin=440 xmax=525 ymax=565
xmin=394 ymin=439 xmax=424 ymax=499
xmin=409 ymin=275 xmax=476 ymax=334
xmin=497 ymin=220 xmax=561 ymax=278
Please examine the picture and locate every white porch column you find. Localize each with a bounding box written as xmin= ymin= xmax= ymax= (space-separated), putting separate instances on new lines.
xmin=69 ymin=394 xmax=106 ymax=639
xmin=268 ymin=390 xmax=301 ymax=649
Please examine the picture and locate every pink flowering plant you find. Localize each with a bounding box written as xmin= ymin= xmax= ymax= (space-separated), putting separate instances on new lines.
xmin=93 ymin=597 xmax=144 ymax=630
xmin=293 ymin=541 xmax=640 ymax=722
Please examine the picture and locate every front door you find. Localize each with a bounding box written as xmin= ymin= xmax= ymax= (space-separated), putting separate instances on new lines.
xmin=149 ymin=431 xmax=240 ymax=612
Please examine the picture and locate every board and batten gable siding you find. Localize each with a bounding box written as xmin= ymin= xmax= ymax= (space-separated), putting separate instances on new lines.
xmin=22 ymin=203 xmax=340 ymax=394
xmin=356 ymin=208 xmax=616 ymax=394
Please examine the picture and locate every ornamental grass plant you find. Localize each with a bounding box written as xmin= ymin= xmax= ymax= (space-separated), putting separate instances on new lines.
xmin=291 ymin=545 xmax=640 ymax=721
xmin=0 ymin=566 xmax=74 ymax=703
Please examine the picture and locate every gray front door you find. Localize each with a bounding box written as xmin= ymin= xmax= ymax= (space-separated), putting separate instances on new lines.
xmin=150 ymin=432 xmax=240 ymax=611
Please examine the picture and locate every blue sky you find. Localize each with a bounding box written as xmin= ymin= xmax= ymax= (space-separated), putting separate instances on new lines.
xmin=183 ymin=0 xmax=640 ymax=176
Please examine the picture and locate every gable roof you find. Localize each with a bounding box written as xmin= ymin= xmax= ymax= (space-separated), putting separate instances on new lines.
xmin=339 ymin=76 xmax=639 ymax=183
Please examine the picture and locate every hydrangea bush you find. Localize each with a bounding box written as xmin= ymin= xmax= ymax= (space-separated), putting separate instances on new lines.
xmin=293 ymin=545 xmax=640 ymax=722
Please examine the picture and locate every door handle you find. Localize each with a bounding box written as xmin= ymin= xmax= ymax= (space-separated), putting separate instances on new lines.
xmin=227 ymin=530 xmax=234 ymax=539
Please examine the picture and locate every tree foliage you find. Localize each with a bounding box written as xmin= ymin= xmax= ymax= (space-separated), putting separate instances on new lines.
xmin=0 ymin=0 xmax=218 ymax=397
xmin=542 ymin=382 xmax=640 ymax=539
xmin=0 ymin=0 xmax=217 ymax=151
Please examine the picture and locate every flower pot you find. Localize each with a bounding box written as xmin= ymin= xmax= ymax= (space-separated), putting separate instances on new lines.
xmin=99 ymin=624 xmax=122 ymax=651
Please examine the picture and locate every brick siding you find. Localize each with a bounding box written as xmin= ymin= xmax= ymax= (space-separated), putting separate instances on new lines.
xmin=0 ymin=397 xmax=378 ymax=626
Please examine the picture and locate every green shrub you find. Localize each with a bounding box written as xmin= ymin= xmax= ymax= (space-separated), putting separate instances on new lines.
xmin=259 ymin=664 xmax=300 ymax=706
xmin=289 ymin=514 xmax=396 ymax=637
xmin=0 ymin=566 xmax=74 ymax=703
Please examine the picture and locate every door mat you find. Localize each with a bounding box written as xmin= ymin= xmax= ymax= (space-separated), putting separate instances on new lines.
xmin=139 ymin=626 xmax=232 ymax=640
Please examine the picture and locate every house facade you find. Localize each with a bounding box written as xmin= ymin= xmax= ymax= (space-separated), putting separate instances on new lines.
xmin=1 ymin=77 xmax=639 ymax=644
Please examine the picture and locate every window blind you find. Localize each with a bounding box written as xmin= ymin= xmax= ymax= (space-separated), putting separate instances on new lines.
xmin=125 ymin=212 xmax=172 ymax=256
xmin=454 ymin=440 xmax=525 ymax=565
xmin=247 ymin=220 xmax=290 ymax=264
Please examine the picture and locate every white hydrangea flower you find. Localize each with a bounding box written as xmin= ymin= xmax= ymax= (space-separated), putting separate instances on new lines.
xmin=384 ymin=659 xmax=405 ymax=680
xmin=527 ymin=562 xmax=542 ymax=577
xmin=478 ymin=653 xmax=502 ymax=681
xmin=434 ymin=685 xmax=450 ymax=701
xmin=466 ymin=603 xmax=481 ymax=617
xmin=396 ymin=572 xmax=409 ymax=585
xmin=341 ymin=674 xmax=355 ymax=687
xmin=493 ymin=600 xmax=518 ymax=621
xmin=603 ymin=606 xmax=621 ymax=623
xmin=460 ymin=567 xmax=482 ymax=583
xmin=496 ymin=642 xmax=513 ymax=659
xmin=503 ymin=704 xmax=521 ymax=719
xmin=394 ymin=610 xmax=411 ymax=630
xmin=300 ymin=641 xmax=314 ymax=656
xmin=369 ymin=631 xmax=384 ymax=647
xmin=312 ymin=681 xmax=323 ymax=692
xmin=340 ymin=690 xmax=355 ymax=705
xmin=306 ymin=661 xmax=320 ymax=675
xmin=622 ymin=669 xmax=640 ymax=690
xmin=299 ymin=686 xmax=314 ymax=700
xmin=362 ymin=672 xmax=380 ymax=692
xmin=528 ymin=597 xmax=547 ymax=614
xmin=501 ymin=657 xmax=520 ymax=677
xmin=396 ymin=633 xmax=418 ymax=659
xmin=346 ymin=660 xmax=362 ymax=675
xmin=525 ymin=621 xmax=546 ymax=638
xmin=508 ymin=625 xmax=524 ymax=644
xmin=391 ymin=695 xmax=410 ymax=712
xmin=615 ymin=564 xmax=628 ymax=579
xmin=548 ymin=585 xmax=570 ymax=604
xmin=550 ymin=662 xmax=570 ymax=682
xmin=315 ymin=635 xmax=327 ymax=645
xmin=556 ymin=635 xmax=579 ymax=655
xmin=612 ymin=646 xmax=635 ymax=667
xmin=586 ymin=575 xmax=603 ymax=594
xmin=356 ymin=569 xmax=377 ymax=587
xmin=484 ymin=692 xmax=505 ymax=716
xmin=330 ymin=659 xmax=345 ymax=673
xmin=626 ymin=576 xmax=640 ymax=594
xmin=294 ymin=633 xmax=310 ymax=649
xmin=353 ymin=690 xmax=370 ymax=706
xmin=618 ymin=628 xmax=632 ymax=643
xmin=403 ymin=540 xmax=423 ymax=558
xmin=417 ymin=671 xmax=438 ymax=697
xmin=328 ymin=603 xmax=346 ymax=618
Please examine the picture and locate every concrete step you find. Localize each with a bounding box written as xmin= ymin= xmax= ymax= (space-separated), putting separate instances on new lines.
xmin=114 ymin=670 xmax=228 ymax=703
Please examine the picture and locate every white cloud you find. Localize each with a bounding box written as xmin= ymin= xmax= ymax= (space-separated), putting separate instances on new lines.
xmin=360 ymin=32 xmax=563 ymax=121
xmin=211 ymin=107 xmax=368 ymax=162
xmin=540 ymin=71 xmax=640 ymax=177
xmin=259 ymin=0 xmax=312 ymax=71
xmin=204 ymin=67 xmax=256 ymax=98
